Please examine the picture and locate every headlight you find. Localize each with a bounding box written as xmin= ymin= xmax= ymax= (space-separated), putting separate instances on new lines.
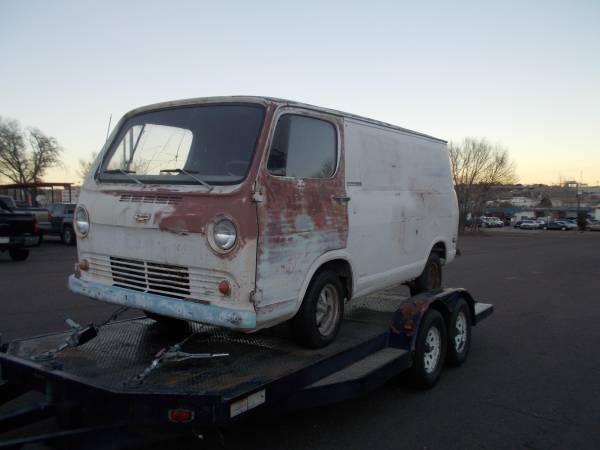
xmin=74 ymin=205 xmax=90 ymax=237
xmin=212 ymin=219 xmax=237 ymax=252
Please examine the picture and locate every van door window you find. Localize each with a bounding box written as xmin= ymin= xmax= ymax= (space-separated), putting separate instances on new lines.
xmin=267 ymin=114 xmax=336 ymax=179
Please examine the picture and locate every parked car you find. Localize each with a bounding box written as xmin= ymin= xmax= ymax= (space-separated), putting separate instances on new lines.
xmin=481 ymin=216 xmax=502 ymax=228
xmin=0 ymin=197 xmax=40 ymax=261
xmin=519 ymin=220 xmax=540 ymax=230
xmin=39 ymin=203 xmax=76 ymax=244
xmin=585 ymin=221 xmax=600 ymax=231
xmin=68 ymin=96 xmax=459 ymax=348
xmin=544 ymin=220 xmax=575 ymax=231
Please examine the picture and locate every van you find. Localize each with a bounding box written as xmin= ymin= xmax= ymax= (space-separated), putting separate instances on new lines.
xmin=69 ymin=96 xmax=458 ymax=348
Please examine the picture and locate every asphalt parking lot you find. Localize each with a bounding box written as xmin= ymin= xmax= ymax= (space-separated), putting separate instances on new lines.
xmin=1 ymin=231 xmax=599 ymax=449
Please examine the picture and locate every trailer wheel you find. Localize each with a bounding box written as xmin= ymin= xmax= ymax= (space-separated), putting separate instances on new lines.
xmin=410 ymin=253 xmax=442 ymax=296
xmin=9 ymin=248 xmax=29 ymax=261
xmin=407 ymin=309 xmax=447 ymax=389
xmin=446 ymin=298 xmax=471 ymax=367
xmin=292 ymin=270 xmax=344 ymax=349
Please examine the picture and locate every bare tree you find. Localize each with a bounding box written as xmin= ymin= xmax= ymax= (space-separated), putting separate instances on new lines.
xmin=77 ymin=152 xmax=98 ymax=181
xmin=0 ymin=117 xmax=62 ymax=184
xmin=449 ymin=137 xmax=517 ymax=228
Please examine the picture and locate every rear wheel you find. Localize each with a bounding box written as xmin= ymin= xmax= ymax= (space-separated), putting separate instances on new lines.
xmin=61 ymin=226 xmax=76 ymax=245
xmin=9 ymin=248 xmax=29 ymax=261
xmin=446 ymin=298 xmax=472 ymax=367
xmin=407 ymin=309 xmax=447 ymax=389
xmin=410 ymin=253 xmax=442 ymax=296
xmin=292 ymin=270 xmax=344 ymax=348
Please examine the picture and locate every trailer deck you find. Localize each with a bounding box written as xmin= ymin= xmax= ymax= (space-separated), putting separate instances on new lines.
xmin=0 ymin=288 xmax=493 ymax=449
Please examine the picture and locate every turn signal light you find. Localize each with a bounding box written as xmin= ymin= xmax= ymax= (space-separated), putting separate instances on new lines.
xmin=218 ymin=280 xmax=231 ymax=296
xmin=78 ymin=259 xmax=89 ymax=271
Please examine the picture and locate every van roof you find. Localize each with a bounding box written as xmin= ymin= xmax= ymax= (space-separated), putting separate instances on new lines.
xmin=125 ymin=96 xmax=447 ymax=144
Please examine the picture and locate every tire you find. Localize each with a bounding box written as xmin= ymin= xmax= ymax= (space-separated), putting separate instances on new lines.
xmin=407 ymin=309 xmax=447 ymax=389
xmin=144 ymin=311 xmax=189 ymax=331
xmin=446 ymin=298 xmax=472 ymax=367
xmin=9 ymin=248 xmax=29 ymax=261
xmin=61 ymin=226 xmax=76 ymax=245
xmin=410 ymin=253 xmax=442 ymax=296
xmin=292 ymin=270 xmax=344 ymax=348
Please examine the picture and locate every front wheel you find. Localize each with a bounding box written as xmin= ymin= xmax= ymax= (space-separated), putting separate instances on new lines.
xmin=407 ymin=309 xmax=447 ymax=389
xmin=9 ymin=248 xmax=29 ymax=261
xmin=292 ymin=270 xmax=344 ymax=348
xmin=145 ymin=311 xmax=189 ymax=332
xmin=410 ymin=253 xmax=442 ymax=296
xmin=61 ymin=226 xmax=76 ymax=245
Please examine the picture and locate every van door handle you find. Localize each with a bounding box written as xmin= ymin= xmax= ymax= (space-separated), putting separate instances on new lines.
xmin=332 ymin=195 xmax=351 ymax=203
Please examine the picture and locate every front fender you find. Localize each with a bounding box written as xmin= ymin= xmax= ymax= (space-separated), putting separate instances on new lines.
xmin=389 ymin=288 xmax=476 ymax=351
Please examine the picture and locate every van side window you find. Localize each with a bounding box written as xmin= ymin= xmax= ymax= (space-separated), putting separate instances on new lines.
xmin=267 ymin=115 xmax=337 ymax=179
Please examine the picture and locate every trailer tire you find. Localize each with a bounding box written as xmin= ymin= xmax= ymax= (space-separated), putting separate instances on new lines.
xmin=410 ymin=253 xmax=442 ymax=296
xmin=292 ymin=270 xmax=344 ymax=349
xmin=446 ymin=298 xmax=471 ymax=367
xmin=9 ymin=248 xmax=29 ymax=261
xmin=407 ymin=309 xmax=447 ymax=389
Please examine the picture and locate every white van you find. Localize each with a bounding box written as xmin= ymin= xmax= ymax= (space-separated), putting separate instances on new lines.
xmin=69 ymin=97 xmax=458 ymax=347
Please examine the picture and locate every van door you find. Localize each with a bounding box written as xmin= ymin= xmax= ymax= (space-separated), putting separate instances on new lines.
xmin=254 ymin=110 xmax=348 ymax=316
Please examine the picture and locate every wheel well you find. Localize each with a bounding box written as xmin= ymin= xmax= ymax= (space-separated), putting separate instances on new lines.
xmin=314 ymin=259 xmax=353 ymax=301
xmin=431 ymin=241 xmax=446 ymax=261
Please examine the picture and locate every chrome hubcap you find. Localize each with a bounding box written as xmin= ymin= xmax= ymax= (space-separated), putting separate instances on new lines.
xmin=315 ymin=284 xmax=339 ymax=337
xmin=454 ymin=312 xmax=468 ymax=353
xmin=423 ymin=326 xmax=441 ymax=373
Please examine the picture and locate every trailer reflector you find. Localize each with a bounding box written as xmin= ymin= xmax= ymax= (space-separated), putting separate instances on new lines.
xmin=230 ymin=389 xmax=266 ymax=418
xmin=168 ymin=408 xmax=195 ymax=423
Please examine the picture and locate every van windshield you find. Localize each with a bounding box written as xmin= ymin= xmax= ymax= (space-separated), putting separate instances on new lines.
xmin=99 ymin=104 xmax=265 ymax=185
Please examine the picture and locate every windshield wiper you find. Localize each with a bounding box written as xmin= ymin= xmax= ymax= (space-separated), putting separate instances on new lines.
xmin=104 ymin=169 xmax=143 ymax=185
xmin=159 ymin=169 xmax=213 ymax=191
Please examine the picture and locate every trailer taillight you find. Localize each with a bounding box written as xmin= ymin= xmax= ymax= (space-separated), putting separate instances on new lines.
xmin=168 ymin=408 xmax=195 ymax=423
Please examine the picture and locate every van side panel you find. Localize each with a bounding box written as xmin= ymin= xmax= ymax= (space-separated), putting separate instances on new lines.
xmin=344 ymin=119 xmax=457 ymax=298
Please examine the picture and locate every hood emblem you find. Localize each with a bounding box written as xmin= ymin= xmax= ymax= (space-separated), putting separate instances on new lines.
xmin=135 ymin=213 xmax=151 ymax=223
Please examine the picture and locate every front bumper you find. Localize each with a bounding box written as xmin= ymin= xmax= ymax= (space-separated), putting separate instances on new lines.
xmin=68 ymin=275 xmax=257 ymax=330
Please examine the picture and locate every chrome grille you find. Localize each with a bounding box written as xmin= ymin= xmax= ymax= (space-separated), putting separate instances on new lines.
xmin=84 ymin=253 xmax=234 ymax=303
xmin=119 ymin=194 xmax=182 ymax=205
xmin=110 ymin=256 xmax=190 ymax=298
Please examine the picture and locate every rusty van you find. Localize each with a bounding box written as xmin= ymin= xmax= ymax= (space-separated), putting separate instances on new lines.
xmin=69 ymin=96 xmax=459 ymax=348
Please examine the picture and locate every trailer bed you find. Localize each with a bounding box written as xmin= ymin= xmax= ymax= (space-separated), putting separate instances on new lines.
xmin=0 ymin=288 xmax=494 ymax=448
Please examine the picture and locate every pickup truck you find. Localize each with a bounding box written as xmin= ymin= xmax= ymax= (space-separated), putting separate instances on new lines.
xmin=0 ymin=197 xmax=40 ymax=261
xmin=0 ymin=195 xmax=50 ymax=224
xmin=39 ymin=203 xmax=76 ymax=244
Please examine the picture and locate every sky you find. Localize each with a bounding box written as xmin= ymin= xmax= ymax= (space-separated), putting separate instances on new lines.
xmin=1 ymin=0 xmax=599 ymax=185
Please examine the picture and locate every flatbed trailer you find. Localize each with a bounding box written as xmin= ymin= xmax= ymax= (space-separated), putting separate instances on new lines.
xmin=0 ymin=287 xmax=493 ymax=449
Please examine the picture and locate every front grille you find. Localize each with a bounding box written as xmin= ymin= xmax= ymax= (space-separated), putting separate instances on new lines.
xmin=110 ymin=256 xmax=191 ymax=298
xmin=84 ymin=253 xmax=234 ymax=303
xmin=119 ymin=194 xmax=182 ymax=205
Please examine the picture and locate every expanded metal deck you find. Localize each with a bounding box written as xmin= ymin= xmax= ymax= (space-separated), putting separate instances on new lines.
xmin=3 ymin=289 xmax=410 ymax=401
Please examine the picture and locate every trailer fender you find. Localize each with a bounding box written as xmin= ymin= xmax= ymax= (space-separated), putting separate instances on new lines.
xmin=389 ymin=288 xmax=476 ymax=351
